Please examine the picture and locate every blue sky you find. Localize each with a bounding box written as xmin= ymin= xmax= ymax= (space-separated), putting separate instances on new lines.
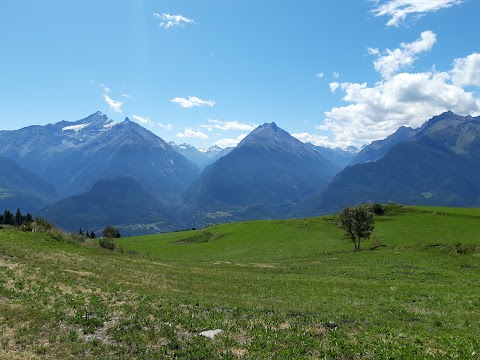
xmin=1 ymin=0 xmax=479 ymax=149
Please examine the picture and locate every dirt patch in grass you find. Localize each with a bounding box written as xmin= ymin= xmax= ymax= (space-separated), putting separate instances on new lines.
xmin=0 ymin=350 xmax=39 ymax=360
xmin=0 ymin=256 xmax=20 ymax=270
xmin=230 ymin=348 xmax=248 ymax=357
xmin=64 ymin=269 xmax=96 ymax=277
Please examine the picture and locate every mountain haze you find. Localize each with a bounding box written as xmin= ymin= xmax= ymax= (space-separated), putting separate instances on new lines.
xmin=41 ymin=176 xmax=181 ymax=236
xmin=0 ymin=157 xmax=58 ymax=213
xmin=170 ymin=142 xmax=233 ymax=169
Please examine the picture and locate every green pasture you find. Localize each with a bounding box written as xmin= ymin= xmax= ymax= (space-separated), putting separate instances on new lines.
xmin=0 ymin=205 xmax=479 ymax=358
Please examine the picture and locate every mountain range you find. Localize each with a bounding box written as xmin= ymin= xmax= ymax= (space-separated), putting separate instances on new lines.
xmin=1 ymin=110 xmax=480 ymax=234
xmin=168 ymin=142 xmax=233 ymax=169
xmin=300 ymin=111 xmax=480 ymax=215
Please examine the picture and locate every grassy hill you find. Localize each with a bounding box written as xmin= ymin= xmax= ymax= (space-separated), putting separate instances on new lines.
xmin=1 ymin=205 xmax=479 ymax=358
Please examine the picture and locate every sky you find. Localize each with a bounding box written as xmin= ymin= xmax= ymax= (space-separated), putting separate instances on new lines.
xmin=1 ymin=0 xmax=480 ymax=149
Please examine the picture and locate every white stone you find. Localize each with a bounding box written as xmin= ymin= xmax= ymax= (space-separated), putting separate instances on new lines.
xmin=199 ymin=329 xmax=223 ymax=339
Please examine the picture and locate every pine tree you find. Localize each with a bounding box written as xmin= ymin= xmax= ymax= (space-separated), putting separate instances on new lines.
xmin=15 ymin=208 xmax=23 ymax=226
xmin=25 ymin=213 xmax=33 ymax=223
xmin=79 ymin=228 xmax=83 ymax=236
xmin=3 ymin=210 xmax=14 ymax=225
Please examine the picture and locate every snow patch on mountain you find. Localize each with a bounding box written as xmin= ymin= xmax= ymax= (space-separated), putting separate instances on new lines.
xmin=62 ymin=123 xmax=90 ymax=132
xmin=103 ymin=120 xmax=117 ymax=129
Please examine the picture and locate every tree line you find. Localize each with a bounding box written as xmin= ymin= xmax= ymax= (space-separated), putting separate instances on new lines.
xmin=0 ymin=208 xmax=33 ymax=226
xmin=1 ymin=208 xmax=121 ymax=241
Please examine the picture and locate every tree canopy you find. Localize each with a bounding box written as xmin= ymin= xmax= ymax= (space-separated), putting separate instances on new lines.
xmin=339 ymin=205 xmax=375 ymax=251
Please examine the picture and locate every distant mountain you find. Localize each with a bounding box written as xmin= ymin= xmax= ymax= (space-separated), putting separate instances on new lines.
xmin=0 ymin=112 xmax=200 ymax=198
xmin=0 ymin=157 xmax=58 ymax=213
xmin=41 ymin=177 xmax=182 ymax=236
xmin=0 ymin=112 xmax=116 ymax=181
xmin=54 ymin=118 xmax=200 ymax=198
xmin=183 ymin=122 xmax=340 ymax=224
xmin=170 ymin=142 xmax=233 ymax=169
xmin=306 ymin=144 xmax=358 ymax=169
xmin=350 ymin=126 xmax=418 ymax=165
xmin=300 ymin=112 xmax=480 ymax=216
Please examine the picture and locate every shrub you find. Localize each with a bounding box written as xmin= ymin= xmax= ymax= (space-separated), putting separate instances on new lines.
xmin=102 ymin=226 xmax=121 ymax=239
xmin=370 ymin=203 xmax=385 ymax=215
xmin=99 ymin=238 xmax=116 ymax=250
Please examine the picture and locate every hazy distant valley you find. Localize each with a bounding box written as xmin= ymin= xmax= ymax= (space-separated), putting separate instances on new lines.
xmin=1 ymin=110 xmax=479 ymax=236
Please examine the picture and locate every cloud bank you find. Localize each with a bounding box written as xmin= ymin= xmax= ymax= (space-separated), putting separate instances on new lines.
xmin=322 ymin=31 xmax=480 ymax=147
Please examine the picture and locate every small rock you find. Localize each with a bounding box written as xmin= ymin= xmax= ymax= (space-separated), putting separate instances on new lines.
xmin=200 ymin=329 xmax=223 ymax=339
xmin=326 ymin=321 xmax=338 ymax=330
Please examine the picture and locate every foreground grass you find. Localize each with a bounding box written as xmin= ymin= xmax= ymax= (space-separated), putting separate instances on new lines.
xmin=0 ymin=206 xmax=479 ymax=358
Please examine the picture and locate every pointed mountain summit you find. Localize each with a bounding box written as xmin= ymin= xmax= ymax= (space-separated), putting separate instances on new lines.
xmin=182 ymin=122 xmax=340 ymax=224
xmin=237 ymin=122 xmax=316 ymax=155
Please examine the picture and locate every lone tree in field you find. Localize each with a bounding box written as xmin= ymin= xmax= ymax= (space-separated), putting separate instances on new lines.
xmin=339 ymin=205 xmax=375 ymax=251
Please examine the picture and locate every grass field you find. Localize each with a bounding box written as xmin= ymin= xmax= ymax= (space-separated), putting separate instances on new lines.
xmin=0 ymin=205 xmax=479 ymax=358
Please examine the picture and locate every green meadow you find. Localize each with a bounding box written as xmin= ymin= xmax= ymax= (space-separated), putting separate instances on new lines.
xmin=0 ymin=205 xmax=479 ymax=359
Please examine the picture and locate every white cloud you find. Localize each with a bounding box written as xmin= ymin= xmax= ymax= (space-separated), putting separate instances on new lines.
xmin=158 ymin=122 xmax=174 ymax=130
xmin=214 ymin=134 xmax=247 ymax=148
xmin=372 ymin=0 xmax=463 ymax=27
xmin=329 ymin=82 xmax=340 ymax=93
xmin=205 ymin=119 xmax=257 ymax=131
xmin=132 ymin=115 xmax=150 ymax=124
xmin=367 ymin=47 xmax=380 ymax=56
xmin=91 ymin=80 xmax=127 ymax=114
xmin=315 ymin=72 xmax=325 ymax=79
xmin=170 ymin=96 xmax=216 ymax=108
xmin=153 ymin=13 xmax=194 ymax=29
xmin=451 ymin=53 xmax=480 ymax=87
xmin=90 ymin=80 xmax=111 ymax=94
xmin=333 ymin=72 xmax=340 ymax=79
xmin=372 ymin=30 xmax=437 ymax=78
xmin=176 ymin=128 xmax=209 ymax=140
xmin=121 ymin=94 xmax=133 ymax=98
xmin=103 ymin=94 xmax=123 ymax=114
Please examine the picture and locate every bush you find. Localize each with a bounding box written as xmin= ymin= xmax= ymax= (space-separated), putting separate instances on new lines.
xmin=99 ymin=238 xmax=116 ymax=250
xmin=102 ymin=226 xmax=121 ymax=239
xmin=370 ymin=203 xmax=385 ymax=216
xmin=35 ymin=217 xmax=54 ymax=232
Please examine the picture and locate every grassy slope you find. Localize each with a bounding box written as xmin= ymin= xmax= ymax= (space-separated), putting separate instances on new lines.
xmin=0 ymin=206 xmax=479 ymax=359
